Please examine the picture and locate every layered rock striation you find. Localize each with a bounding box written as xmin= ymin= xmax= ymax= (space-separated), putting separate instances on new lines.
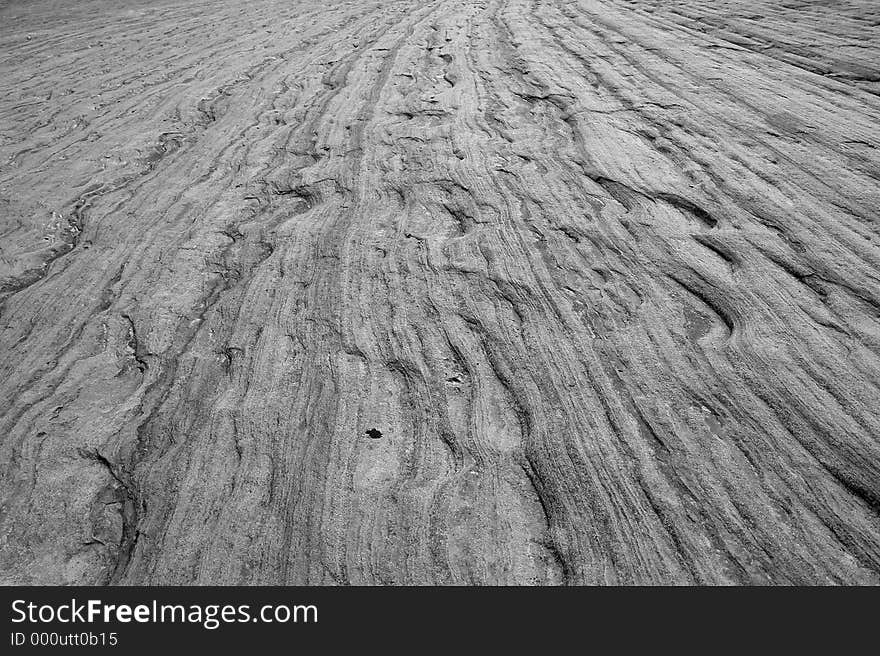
xmin=1 ymin=0 xmax=879 ymax=584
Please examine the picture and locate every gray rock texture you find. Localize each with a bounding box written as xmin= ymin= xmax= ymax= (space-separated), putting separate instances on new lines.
xmin=1 ymin=0 xmax=879 ymax=584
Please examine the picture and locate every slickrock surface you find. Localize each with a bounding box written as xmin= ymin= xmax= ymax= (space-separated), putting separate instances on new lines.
xmin=1 ymin=0 xmax=879 ymax=585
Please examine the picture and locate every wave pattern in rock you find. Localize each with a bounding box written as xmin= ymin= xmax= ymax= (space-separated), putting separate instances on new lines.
xmin=1 ymin=0 xmax=879 ymax=584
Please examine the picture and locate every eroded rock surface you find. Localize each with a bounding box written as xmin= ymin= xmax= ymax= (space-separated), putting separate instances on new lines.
xmin=1 ymin=0 xmax=879 ymax=584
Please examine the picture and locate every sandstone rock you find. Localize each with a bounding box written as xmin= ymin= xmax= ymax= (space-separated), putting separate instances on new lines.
xmin=1 ymin=0 xmax=878 ymax=584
